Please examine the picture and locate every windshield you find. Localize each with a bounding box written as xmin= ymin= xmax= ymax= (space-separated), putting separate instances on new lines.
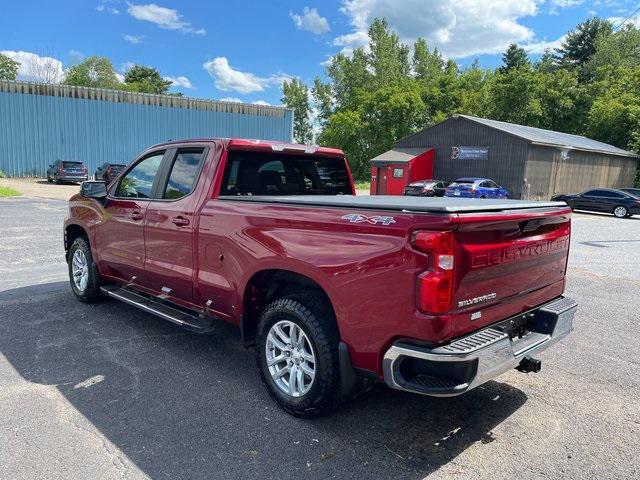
xmin=63 ymin=161 xmax=83 ymax=168
xmin=220 ymin=151 xmax=352 ymax=196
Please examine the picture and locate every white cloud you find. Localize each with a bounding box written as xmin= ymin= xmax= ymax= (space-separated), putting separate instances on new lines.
xmin=290 ymin=7 xmax=330 ymax=35
xmin=608 ymin=15 xmax=640 ymax=29
xmin=127 ymin=3 xmax=206 ymax=35
xmin=334 ymin=0 xmax=546 ymax=58
xmin=252 ymin=100 xmax=271 ymax=106
xmin=69 ymin=49 xmax=86 ymax=63
xmin=0 ymin=50 xmax=64 ymax=83
xmin=122 ymin=34 xmax=144 ymax=44
xmin=120 ymin=61 xmax=135 ymax=72
xmin=522 ymin=34 xmax=567 ymax=54
xmin=549 ymin=0 xmax=584 ymax=7
xmin=96 ymin=3 xmax=119 ymax=14
xmin=164 ymin=75 xmax=193 ymax=88
xmin=218 ymin=97 xmax=243 ymax=103
xmin=203 ymin=57 xmax=292 ymax=94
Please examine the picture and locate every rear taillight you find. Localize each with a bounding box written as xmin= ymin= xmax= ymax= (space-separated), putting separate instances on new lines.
xmin=59 ymin=164 xmax=64 ymax=172
xmin=107 ymin=166 xmax=113 ymax=174
xmin=413 ymin=231 xmax=455 ymax=314
xmin=83 ymin=166 xmax=88 ymax=174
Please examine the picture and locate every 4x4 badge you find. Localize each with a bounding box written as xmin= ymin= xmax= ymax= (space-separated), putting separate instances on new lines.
xmin=341 ymin=213 xmax=396 ymax=226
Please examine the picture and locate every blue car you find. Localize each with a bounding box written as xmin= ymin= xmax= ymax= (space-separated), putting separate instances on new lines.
xmin=444 ymin=177 xmax=510 ymax=199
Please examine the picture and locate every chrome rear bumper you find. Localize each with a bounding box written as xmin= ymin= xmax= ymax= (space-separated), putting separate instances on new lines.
xmin=383 ymin=297 xmax=577 ymax=396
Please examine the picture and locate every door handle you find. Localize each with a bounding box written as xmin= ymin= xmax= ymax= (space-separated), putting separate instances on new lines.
xmin=129 ymin=211 xmax=143 ymax=221
xmin=172 ymin=216 xmax=190 ymax=226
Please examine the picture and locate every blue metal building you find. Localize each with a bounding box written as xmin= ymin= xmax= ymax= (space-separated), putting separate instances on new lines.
xmin=0 ymin=80 xmax=294 ymax=176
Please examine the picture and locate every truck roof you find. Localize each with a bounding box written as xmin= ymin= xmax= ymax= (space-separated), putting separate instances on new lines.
xmin=151 ymin=138 xmax=344 ymax=156
xmin=219 ymin=195 xmax=567 ymax=213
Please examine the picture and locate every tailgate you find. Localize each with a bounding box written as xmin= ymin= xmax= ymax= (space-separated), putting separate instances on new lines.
xmin=452 ymin=207 xmax=571 ymax=314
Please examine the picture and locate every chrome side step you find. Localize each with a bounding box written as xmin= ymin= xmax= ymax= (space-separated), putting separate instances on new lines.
xmin=100 ymin=285 xmax=216 ymax=333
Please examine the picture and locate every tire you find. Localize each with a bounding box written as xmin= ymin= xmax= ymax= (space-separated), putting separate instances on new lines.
xmin=68 ymin=237 xmax=102 ymax=303
xmin=613 ymin=206 xmax=629 ymax=218
xmin=255 ymin=294 xmax=341 ymax=418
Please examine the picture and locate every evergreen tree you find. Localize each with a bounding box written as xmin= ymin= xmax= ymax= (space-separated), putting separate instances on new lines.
xmin=555 ymin=17 xmax=613 ymax=69
xmin=124 ymin=65 xmax=173 ymax=94
xmin=500 ymin=43 xmax=530 ymax=73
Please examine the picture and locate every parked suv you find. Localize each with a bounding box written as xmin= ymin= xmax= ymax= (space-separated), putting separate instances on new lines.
xmin=64 ymin=138 xmax=576 ymax=417
xmin=445 ymin=177 xmax=509 ymax=199
xmin=94 ymin=162 xmax=126 ymax=183
xmin=47 ymin=160 xmax=88 ymax=184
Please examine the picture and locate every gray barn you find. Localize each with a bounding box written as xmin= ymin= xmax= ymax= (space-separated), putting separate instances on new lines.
xmin=394 ymin=115 xmax=639 ymax=199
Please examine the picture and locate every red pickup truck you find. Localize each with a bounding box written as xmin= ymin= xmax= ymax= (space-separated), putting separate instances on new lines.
xmin=64 ymin=138 xmax=577 ymax=417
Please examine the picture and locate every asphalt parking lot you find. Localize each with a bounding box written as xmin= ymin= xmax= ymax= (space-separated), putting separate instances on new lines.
xmin=0 ymin=195 xmax=638 ymax=480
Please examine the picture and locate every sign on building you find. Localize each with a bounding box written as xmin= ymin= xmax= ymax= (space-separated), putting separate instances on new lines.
xmin=451 ymin=146 xmax=489 ymax=160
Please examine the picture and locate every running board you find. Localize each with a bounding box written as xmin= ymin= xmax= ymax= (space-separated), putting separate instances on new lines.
xmin=100 ymin=285 xmax=216 ymax=333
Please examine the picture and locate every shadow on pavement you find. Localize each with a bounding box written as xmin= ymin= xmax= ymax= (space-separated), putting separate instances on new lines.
xmin=0 ymin=282 xmax=528 ymax=479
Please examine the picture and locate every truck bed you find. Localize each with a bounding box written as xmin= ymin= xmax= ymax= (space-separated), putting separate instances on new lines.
xmin=218 ymin=195 xmax=566 ymax=213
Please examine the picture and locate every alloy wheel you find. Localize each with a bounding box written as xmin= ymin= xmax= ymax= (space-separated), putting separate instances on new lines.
xmin=265 ymin=320 xmax=316 ymax=397
xmin=71 ymin=249 xmax=89 ymax=293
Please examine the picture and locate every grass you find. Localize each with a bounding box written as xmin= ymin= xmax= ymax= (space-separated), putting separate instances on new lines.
xmin=354 ymin=180 xmax=371 ymax=190
xmin=0 ymin=186 xmax=21 ymax=197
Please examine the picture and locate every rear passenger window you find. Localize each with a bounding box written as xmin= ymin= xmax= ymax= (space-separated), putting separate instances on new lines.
xmin=164 ymin=148 xmax=205 ymax=199
xmin=116 ymin=152 xmax=164 ymax=198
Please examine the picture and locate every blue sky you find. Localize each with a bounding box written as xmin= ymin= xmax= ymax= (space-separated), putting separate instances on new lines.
xmin=1 ymin=1 xmax=637 ymax=105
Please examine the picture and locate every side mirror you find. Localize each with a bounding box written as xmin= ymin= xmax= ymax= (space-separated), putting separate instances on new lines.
xmin=80 ymin=180 xmax=107 ymax=201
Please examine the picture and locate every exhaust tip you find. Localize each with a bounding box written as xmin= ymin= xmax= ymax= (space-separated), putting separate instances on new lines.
xmin=516 ymin=356 xmax=542 ymax=374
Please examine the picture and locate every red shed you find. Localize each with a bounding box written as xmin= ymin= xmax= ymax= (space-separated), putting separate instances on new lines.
xmin=369 ymin=147 xmax=434 ymax=195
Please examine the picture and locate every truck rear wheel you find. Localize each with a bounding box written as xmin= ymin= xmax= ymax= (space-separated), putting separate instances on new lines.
xmin=255 ymin=294 xmax=341 ymax=418
xmin=68 ymin=237 xmax=102 ymax=303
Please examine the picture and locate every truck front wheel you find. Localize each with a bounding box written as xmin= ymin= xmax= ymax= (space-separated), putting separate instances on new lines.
xmin=68 ymin=237 xmax=102 ymax=303
xmin=255 ymin=294 xmax=341 ymax=418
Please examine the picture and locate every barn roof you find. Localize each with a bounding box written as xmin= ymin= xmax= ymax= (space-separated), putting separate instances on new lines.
xmin=455 ymin=115 xmax=638 ymax=158
xmin=370 ymin=147 xmax=428 ymax=164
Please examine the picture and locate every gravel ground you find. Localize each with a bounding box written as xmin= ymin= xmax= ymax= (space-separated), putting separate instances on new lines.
xmin=0 ymin=177 xmax=81 ymax=201
xmin=0 ymin=196 xmax=638 ymax=480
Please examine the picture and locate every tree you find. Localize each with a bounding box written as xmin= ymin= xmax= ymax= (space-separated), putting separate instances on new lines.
xmin=124 ymin=65 xmax=172 ymax=94
xmin=282 ymin=78 xmax=313 ymax=144
xmin=537 ymin=69 xmax=585 ymax=133
xmin=0 ymin=54 xmax=19 ymax=80
xmin=326 ymin=48 xmax=372 ymax=110
xmin=555 ymin=17 xmax=613 ymax=71
xmin=64 ymin=56 xmax=121 ymax=89
xmin=311 ymin=77 xmax=333 ymax=127
xmin=488 ymin=67 xmax=542 ymax=126
xmin=367 ymin=18 xmax=410 ymax=87
xmin=317 ymin=110 xmax=368 ymax=178
xmin=500 ymin=43 xmax=530 ymax=73
xmin=412 ymin=38 xmax=444 ymax=81
xmin=588 ymin=24 xmax=640 ymax=74
xmin=587 ymin=66 xmax=640 ymax=150
xmin=361 ymin=82 xmax=425 ymax=159
xmin=535 ymin=49 xmax=556 ymax=74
